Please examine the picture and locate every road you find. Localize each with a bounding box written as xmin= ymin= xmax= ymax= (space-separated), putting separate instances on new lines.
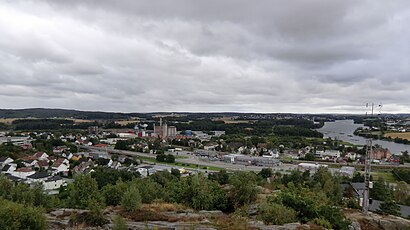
xmin=79 ymin=145 xmax=299 ymax=173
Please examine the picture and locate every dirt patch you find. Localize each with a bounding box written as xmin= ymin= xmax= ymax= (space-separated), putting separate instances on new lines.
xmin=384 ymin=132 xmax=410 ymax=141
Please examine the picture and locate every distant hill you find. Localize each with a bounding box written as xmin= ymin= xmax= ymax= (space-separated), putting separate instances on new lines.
xmin=0 ymin=108 xmax=144 ymax=120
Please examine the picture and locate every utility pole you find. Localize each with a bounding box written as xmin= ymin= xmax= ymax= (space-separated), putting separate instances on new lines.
xmin=362 ymin=103 xmax=382 ymax=214
xmin=362 ymin=103 xmax=374 ymax=214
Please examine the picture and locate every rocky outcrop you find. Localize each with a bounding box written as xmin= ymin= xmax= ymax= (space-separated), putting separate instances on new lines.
xmin=345 ymin=210 xmax=410 ymax=230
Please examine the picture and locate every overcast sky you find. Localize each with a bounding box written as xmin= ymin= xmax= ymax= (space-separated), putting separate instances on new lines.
xmin=0 ymin=1 xmax=409 ymax=113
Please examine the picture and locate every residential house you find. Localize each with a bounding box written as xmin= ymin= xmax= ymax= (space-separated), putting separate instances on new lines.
xmin=27 ymin=172 xmax=50 ymax=184
xmin=371 ymin=148 xmax=392 ymax=160
xmin=43 ymin=175 xmax=66 ymax=190
xmin=52 ymin=158 xmax=70 ymax=175
xmin=53 ymin=146 xmax=68 ymax=154
xmin=10 ymin=167 xmax=35 ymax=179
xmin=109 ymin=161 xmax=122 ymax=170
xmin=35 ymin=160 xmax=50 ymax=169
xmin=0 ymin=157 xmax=13 ymax=169
xmin=345 ymin=152 xmax=357 ymax=161
xmin=342 ymin=182 xmax=410 ymax=218
xmin=316 ymin=150 xmax=341 ymax=161
xmin=136 ymin=166 xmax=156 ymax=177
xmin=23 ymin=159 xmax=38 ymax=168
xmin=1 ymin=163 xmax=17 ymax=173
xmin=33 ymin=152 xmax=49 ymax=161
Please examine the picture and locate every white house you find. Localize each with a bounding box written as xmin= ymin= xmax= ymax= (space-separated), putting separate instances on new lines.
xmin=10 ymin=167 xmax=35 ymax=179
xmin=1 ymin=163 xmax=17 ymax=173
xmin=321 ymin=150 xmax=341 ymax=160
xmin=33 ymin=152 xmax=49 ymax=160
xmin=43 ymin=176 xmax=66 ymax=190
xmin=0 ymin=157 xmax=14 ymax=167
xmin=346 ymin=152 xmax=357 ymax=161
xmin=52 ymin=158 xmax=70 ymax=174
xmin=27 ymin=172 xmax=50 ymax=184
xmin=137 ymin=166 xmax=156 ymax=177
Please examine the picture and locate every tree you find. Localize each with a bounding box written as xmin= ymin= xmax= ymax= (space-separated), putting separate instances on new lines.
xmin=378 ymin=199 xmax=400 ymax=216
xmin=86 ymin=199 xmax=107 ymax=226
xmin=259 ymin=168 xmax=273 ymax=179
xmin=121 ymin=186 xmax=142 ymax=212
xmin=208 ymin=170 xmax=230 ymax=185
xmin=0 ymin=199 xmax=47 ymax=230
xmin=370 ymin=178 xmax=392 ymax=201
xmin=304 ymin=153 xmax=315 ymax=161
xmin=102 ymin=181 xmax=127 ymax=206
xmin=171 ymin=168 xmax=181 ymax=178
xmin=229 ymin=172 xmax=259 ymax=207
xmin=258 ymin=203 xmax=297 ymax=225
xmin=69 ymin=174 xmax=103 ymax=208
xmin=393 ymin=181 xmax=410 ymax=205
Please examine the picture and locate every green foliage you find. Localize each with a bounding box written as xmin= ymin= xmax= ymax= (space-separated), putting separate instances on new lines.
xmin=378 ymin=199 xmax=400 ymax=216
xmin=68 ymin=174 xmax=103 ymax=209
xmin=304 ymin=153 xmax=315 ymax=161
xmin=310 ymin=167 xmax=343 ymax=204
xmin=0 ymin=142 xmax=24 ymax=158
xmin=392 ymin=168 xmax=410 ymax=184
xmin=171 ymin=168 xmax=181 ymax=178
xmin=310 ymin=218 xmax=332 ymax=229
xmin=370 ymin=178 xmax=392 ymax=201
xmin=274 ymin=185 xmax=350 ymax=230
xmin=86 ymin=199 xmax=107 ymax=226
xmin=102 ymin=181 xmax=128 ymax=206
xmin=133 ymin=178 xmax=165 ymax=203
xmin=229 ymin=172 xmax=259 ymax=207
xmin=121 ymin=186 xmax=142 ymax=212
xmin=112 ymin=215 xmax=128 ymax=230
xmin=282 ymin=170 xmax=310 ymax=187
xmin=208 ymin=169 xmax=230 ymax=185
xmin=258 ymin=202 xmax=297 ymax=225
xmin=91 ymin=167 xmax=140 ymax=189
xmin=0 ymin=175 xmax=51 ymax=208
xmin=393 ymin=181 xmax=410 ymax=205
xmin=317 ymin=205 xmax=350 ymax=230
xmin=167 ymin=174 xmax=229 ymax=211
xmin=258 ymin=168 xmax=273 ymax=179
xmin=0 ymin=199 xmax=46 ymax=230
xmin=156 ymin=153 xmax=175 ymax=163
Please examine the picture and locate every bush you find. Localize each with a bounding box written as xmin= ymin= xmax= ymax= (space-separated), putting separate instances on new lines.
xmin=310 ymin=217 xmax=332 ymax=229
xmin=86 ymin=199 xmax=107 ymax=226
xmin=258 ymin=203 xmax=297 ymax=225
xmin=112 ymin=215 xmax=127 ymax=230
xmin=121 ymin=186 xmax=142 ymax=212
xmin=0 ymin=199 xmax=47 ymax=230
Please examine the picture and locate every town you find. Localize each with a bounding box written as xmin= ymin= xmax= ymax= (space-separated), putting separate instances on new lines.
xmin=1 ymin=109 xmax=410 ymax=229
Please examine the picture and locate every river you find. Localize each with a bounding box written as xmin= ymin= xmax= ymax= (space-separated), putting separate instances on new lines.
xmin=317 ymin=120 xmax=410 ymax=155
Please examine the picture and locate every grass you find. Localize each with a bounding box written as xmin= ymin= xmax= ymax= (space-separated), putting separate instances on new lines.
xmin=384 ymin=132 xmax=410 ymax=141
xmin=356 ymin=170 xmax=397 ymax=183
xmin=175 ymin=156 xmax=189 ymax=159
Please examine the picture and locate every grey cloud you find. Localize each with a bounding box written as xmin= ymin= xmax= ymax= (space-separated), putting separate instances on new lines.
xmin=0 ymin=0 xmax=409 ymax=113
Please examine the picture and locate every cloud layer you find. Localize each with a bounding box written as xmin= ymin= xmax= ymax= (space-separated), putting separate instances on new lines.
xmin=0 ymin=0 xmax=409 ymax=113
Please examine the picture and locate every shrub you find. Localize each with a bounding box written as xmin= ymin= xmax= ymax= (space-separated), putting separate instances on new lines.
xmin=121 ymin=186 xmax=142 ymax=212
xmin=310 ymin=218 xmax=332 ymax=229
xmin=258 ymin=203 xmax=297 ymax=225
xmin=86 ymin=199 xmax=107 ymax=226
xmin=0 ymin=199 xmax=47 ymax=230
xmin=112 ymin=215 xmax=127 ymax=230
